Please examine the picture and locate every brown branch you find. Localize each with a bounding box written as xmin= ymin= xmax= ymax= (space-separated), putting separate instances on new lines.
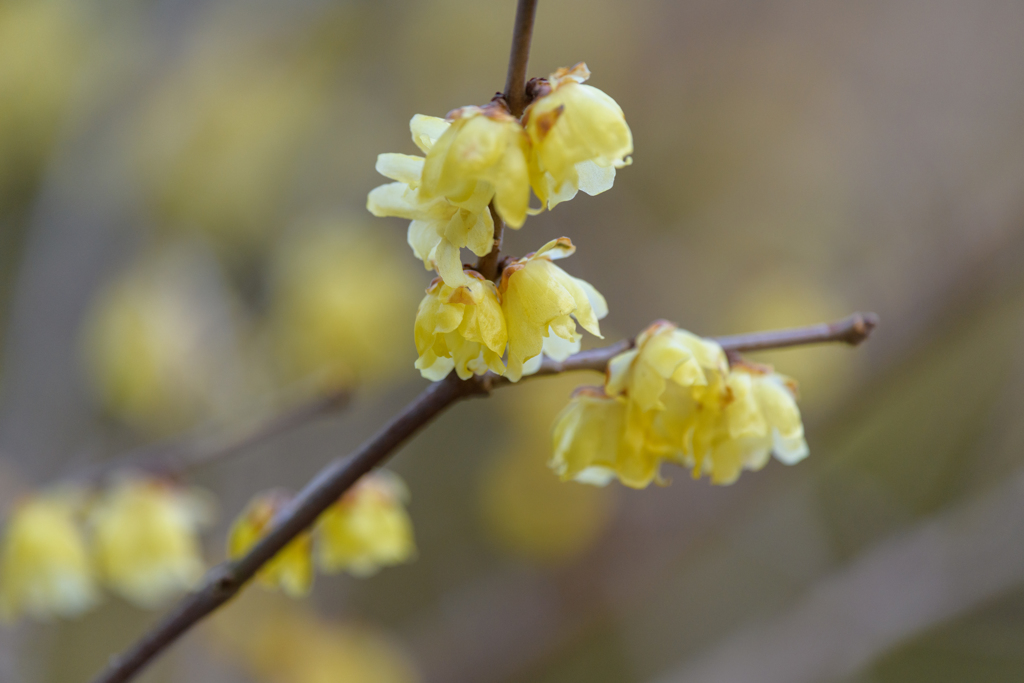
xmin=71 ymin=387 xmax=352 ymax=484
xmin=503 ymin=0 xmax=540 ymax=118
xmin=713 ymin=312 xmax=879 ymax=354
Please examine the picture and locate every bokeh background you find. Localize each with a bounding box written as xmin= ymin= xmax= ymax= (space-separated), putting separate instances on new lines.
xmin=2 ymin=0 xmax=1024 ymax=681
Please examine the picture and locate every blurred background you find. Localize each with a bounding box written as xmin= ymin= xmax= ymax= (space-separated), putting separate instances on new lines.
xmin=2 ymin=0 xmax=1024 ymax=681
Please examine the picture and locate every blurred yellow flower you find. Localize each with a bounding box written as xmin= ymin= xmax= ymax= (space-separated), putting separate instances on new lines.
xmin=368 ymin=115 xmax=495 ymax=289
xmin=228 ymin=492 xmax=314 ymax=598
xmin=414 ymin=271 xmax=507 ymax=381
xmin=89 ymin=477 xmax=212 ymax=608
xmin=82 ymin=245 xmax=247 ymax=435
xmin=269 ymin=222 xmax=417 ymax=386
xmin=499 ymin=238 xmax=607 ymax=382
xmin=0 ymin=491 xmax=98 ymax=620
xmin=316 ymin=472 xmax=415 ymax=577
xmin=524 ymin=63 xmax=633 ymax=210
xmin=420 ymin=103 xmax=531 ymax=228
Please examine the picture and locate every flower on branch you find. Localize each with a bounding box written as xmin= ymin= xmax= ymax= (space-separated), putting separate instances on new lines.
xmin=89 ymin=476 xmax=212 ymax=609
xmin=0 ymin=490 xmax=98 ymax=620
xmin=421 ymin=103 xmax=531 ymax=228
xmin=525 ymin=63 xmax=633 ymax=210
xmin=367 ymin=115 xmax=495 ymax=289
xmin=316 ymin=472 xmax=415 ymax=577
xmin=414 ymin=271 xmax=507 ymax=381
xmin=552 ymin=322 xmax=808 ymax=488
xmin=500 ymin=238 xmax=607 ymax=382
xmin=228 ymin=492 xmax=314 ymax=598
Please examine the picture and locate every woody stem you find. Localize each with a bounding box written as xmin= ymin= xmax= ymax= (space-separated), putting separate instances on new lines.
xmin=504 ymin=0 xmax=540 ymax=118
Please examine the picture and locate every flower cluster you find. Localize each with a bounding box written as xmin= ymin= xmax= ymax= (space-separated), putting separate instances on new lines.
xmin=228 ymin=472 xmax=415 ymax=597
xmin=0 ymin=476 xmax=211 ymax=620
xmin=551 ymin=322 xmax=809 ymax=488
xmin=368 ymin=64 xmax=628 ymax=382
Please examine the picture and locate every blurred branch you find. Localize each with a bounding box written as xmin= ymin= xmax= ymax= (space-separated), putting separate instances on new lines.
xmin=73 ymin=387 xmax=353 ymax=484
xmin=88 ymin=313 xmax=876 ymax=683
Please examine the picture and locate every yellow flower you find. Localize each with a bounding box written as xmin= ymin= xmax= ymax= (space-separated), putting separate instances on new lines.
xmin=549 ymin=387 xmax=664 ymax=489
xmin=228 ymin=492 xmax=314 ymax=598
xmin=524 ymin=63 xmax=633 ymax=210
xmin=89 ymin=477 xmax=211 ymax=608
xmin=500 ymin=238 xmax=607 ymax=382
xmin=0 ymin=492 xmax=98 ymax=620
xmin=551 ymin=322 xmax=809 ymax=488
xmin=414 ymin=271 xmax=507 ymax=381
xmin=315 ymin=472 xmax=415 ymax=577
xmin=605 ymin=320 xmax=728 ymax=414
xmin=368 ymin=115 xmax=495 ymax=289
xmin=420 ymin=103 xmax=531 ymax=228
xmin=674 ymin=364 xmax=809 ymax=485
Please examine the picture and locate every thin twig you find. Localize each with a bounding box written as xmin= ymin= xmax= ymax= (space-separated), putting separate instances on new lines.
xmin=713 ymin=312 xmax=879 ymax=353
xmin=503 ymin=0 xmax=540 ymax=118
xmin=87 ymin=313 xmax=878 ymax=683
xmin=71 ymin=388 xmax=352 ymax=484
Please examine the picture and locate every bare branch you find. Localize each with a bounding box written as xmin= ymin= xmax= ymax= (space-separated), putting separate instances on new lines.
xmin=503 ymin=0 xmax=540 ymax=118
xmin=713 ymin=312 xmax=879 ymax=354
xmin=71 ymin=388 xmax=352 ymax=484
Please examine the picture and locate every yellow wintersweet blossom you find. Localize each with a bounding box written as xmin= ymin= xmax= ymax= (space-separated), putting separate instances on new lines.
xmin=421 ymin=103 xmax=531 ymax=228
xmin=228 ymin=492 xmax=314 ymax=598
xmin=550 ymin=387 xmax=665 ymax=489
xmin=0 ymin=491 xmax=98 ymax=620
xmin=414 ymin=271 xmax=507 ymax=381
xmin=667 ymin=363 xmax=809 ymax=485
xmin=368 ymin=115 xmax=496 ymax=289
xmin=500 ymin=238 xmax=607 ymax=382
xmin=552 ymin=322 xmax=810 ymax=488
xmin=89 ymin=477 xmax=212 ymax=608
xmin=605 ymin=320 xmax=728 ymax=414
xmin=524 ymin=63 xmax=633 ymax=210
xmin=316 ymin=472 xmax=415 ymax=577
